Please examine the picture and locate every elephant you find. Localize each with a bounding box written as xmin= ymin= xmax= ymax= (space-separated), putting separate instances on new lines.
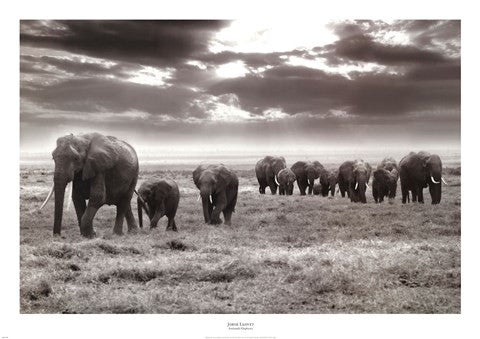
xmin=255 ymin=156 xmax=286 ymax=194
xmin=40 ymin=132 xmax=139 ymax=237
xmin=277 ymin=168 xmax=296 ymax=195
xmin=337 ymin=160 xmax=372 ymax=203
xmin=319 ymin=169 xmax=338 ymax=197
xmin=327 ymin=170 xmax=338 ymax=197
xmin=193 ymin=164 xmax=238 ymax=225
xmin=372 ymin=168 xmax=399 ymax=203
xmin=377 ymin=156 xmax=398 ymax=172
xmin=399 ymin=151 xmax=445 ymax=204
xmin=291 ymin=161 xmax=326 ymax=195
xmin=136 ymin=178 xmax=180 ymax=231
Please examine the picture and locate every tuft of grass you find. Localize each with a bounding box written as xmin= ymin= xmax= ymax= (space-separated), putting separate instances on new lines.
xmin=98 ymin=267 xmax=164 ymax=284
xmin=21 ymin=280 xmax=52 ymax=300
xmin=97 ymin=241 xmax=143 ymax=255
xmin=303 ymin=262 xmax=364 ymax=296
xmin=199 ymin=260 xmax=256 ymax=283
xmin=166 ymin=239 xmax=189 ymax=251
xmin=34 ymin=244 xmax=78 ymax=259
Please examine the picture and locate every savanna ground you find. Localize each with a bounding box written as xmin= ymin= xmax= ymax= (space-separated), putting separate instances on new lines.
xmin=20 ymin=159 xmax=461 ymax=314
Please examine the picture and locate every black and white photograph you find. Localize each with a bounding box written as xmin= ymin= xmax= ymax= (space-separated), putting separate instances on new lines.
xmin=2 ymin=1 xmax=479 ymax=337
xmin=19 ymin=18 xmax=461 ymax=314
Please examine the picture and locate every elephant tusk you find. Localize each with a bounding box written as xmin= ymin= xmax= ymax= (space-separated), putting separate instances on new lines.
xmin=430 ymin=175 xmax=440 ymax=184
xmin=355 ymin=182 xmax=358 ymax=190
xmin=39 ymin=185 xmax=54 ymax=210
xmin=274 ymin=175 xmax=280 ymax=186
xmin=365 ymin=183 xmax=370 ymax=189
xmin=197 ymin=194 xmax=201 ymax=201
xmin=441 ymin=177 xmax=448 ymax=185
xmin=65 ymin=182 xmax=72 ymax=211
xmin=209 ymin=196 xmax=213 ymax=204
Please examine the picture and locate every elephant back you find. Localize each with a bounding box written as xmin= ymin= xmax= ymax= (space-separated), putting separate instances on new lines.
xmin=291 ymin=161 xmax=307 ymax=178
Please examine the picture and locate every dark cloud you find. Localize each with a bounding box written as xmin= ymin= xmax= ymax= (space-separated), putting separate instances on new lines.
xmin=209 ymin=65 xmax=460 ymax=116
xmin=332 ymin=34 xmax=448 ymax=65
xmin=21 ymin=77 xmax=201 ymax=118
xmin=20 ymin=20 xmax=230 ymax=67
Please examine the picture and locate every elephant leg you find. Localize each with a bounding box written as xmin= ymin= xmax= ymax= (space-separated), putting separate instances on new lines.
xmin=223 ymin=188 xmax=237 ymax=226
xmin=80 ymin=203 xmax=99 ymax=238
xmin=80 ymin=175 xmax=106 ymax=237
xmin=417 ymin=186 xmax=424 ymax=204
xmin=428 ymin=184 xmax=436 ymax=204
xmin=167 ymin=217 xmax=177 ymax=231
xmin=267 ymin=176 xmax=277 ymax=195
xmin=411 ymin=188 xmax=418 ymax=202
xmin=348 ymin=185 xmax=355 ymax=202
xmin=72 ymin=187 xmax=86 ymax=228
xmin=258 ymin=177 xmax=267 ymax=194
xmin=223 ymin=209 xmax=233 ymax=226
xmin=113 ymin=202 xmax=128 ymax=235
xmin=210 ymin=192 xmax=226 ymax=224
xmin=124 ymin=203 xmax=138 ymax=232
xmin=401 ymin=182 xmax=408 ymax=204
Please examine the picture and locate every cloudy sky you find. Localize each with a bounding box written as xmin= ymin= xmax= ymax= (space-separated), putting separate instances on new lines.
xmin=20 ymin=20 xmax=460 ymax=155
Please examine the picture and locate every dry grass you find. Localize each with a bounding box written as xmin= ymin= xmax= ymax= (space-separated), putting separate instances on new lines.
xmin=19 ymin=164 xmax=461 ymax=313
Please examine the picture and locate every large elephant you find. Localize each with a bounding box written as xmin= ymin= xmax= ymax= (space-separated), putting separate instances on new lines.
xmin=338 ymin=160 xmax=372 ymax=203
xmin=291 ymin=161 xmax=326 ymax=195
xmin=40 ymin=132 xmax=139 ymax=237
xmin=136 ymin=178 xmax=180 ymax=231
xmin=372 ymin=168 xmax=399 ymax=203
xmin=277 ymin=168 xmax=296 ymax=195
xmin=193 ymin=164 xmax=238 ymax=225
xmin=255 ymin=156 xmax=286 ymax=194
xmin=399 ymin=151 xmax=445 ymax=204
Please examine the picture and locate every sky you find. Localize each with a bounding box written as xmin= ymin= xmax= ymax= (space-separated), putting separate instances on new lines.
xmin=20 ymin=20 xmax=460 ymax=155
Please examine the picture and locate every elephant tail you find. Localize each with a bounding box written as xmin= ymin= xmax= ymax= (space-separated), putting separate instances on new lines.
xmin=134 ymin=189 xmax=150 ymax=217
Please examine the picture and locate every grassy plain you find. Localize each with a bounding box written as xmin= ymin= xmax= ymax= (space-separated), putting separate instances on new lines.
xmin=19 ymin=162 xmax=461 ymax=313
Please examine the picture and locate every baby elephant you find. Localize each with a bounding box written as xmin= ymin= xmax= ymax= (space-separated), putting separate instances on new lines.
xmin=136 ymin=178 xmax=180 ymax=231
xmin=372 ymin=168 xmax=398 ymax=203
xmin=277 ymin=168 xmax=296 ymax=195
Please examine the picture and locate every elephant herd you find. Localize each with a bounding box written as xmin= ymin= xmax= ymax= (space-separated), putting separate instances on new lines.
xmin=255 ymin=154 xmax=447 ymax=206
xmin=39 ymin=133 xmax=447 ymax=238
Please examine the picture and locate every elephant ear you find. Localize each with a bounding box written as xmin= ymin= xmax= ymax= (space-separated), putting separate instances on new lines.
xmin=216 ymin=166 xmax=234 ymax=191
xmin=154 ymin=181 xmax=171 ymax=201
xmin=192 ymin=165 xmax=206 ymax=188
xmin=265 ymin=163 xmax=274 ymax=177
xmin=82 ymin=134 xmax=120 ymax=180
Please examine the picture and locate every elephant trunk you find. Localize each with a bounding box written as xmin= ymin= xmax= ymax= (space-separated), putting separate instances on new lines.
xmin=201 ymin=195 xmax=211 ymax=223
xmin=53 ymin=176 xmax=67 ymax=235
xmin=200 ymin=187 xmax=212 ymax=223
xmin=137 ymin=197 xmax=143 ymax=228
xmin=150 ymin=204 xmax=165 ymax=228
xmin=355 ymin=179 xmax=367 ymax=203
xmin=307 ymin=177 xmax=315 ymax=195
